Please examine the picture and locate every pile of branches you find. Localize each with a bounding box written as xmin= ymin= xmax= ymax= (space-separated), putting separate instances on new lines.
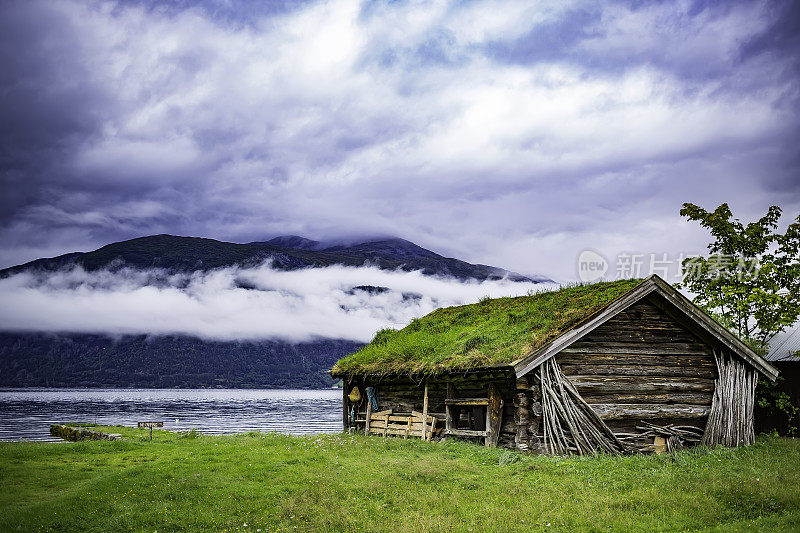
xmin=618 ymin=422 xmax=704 ymax=453
xmin=538 ymin=358 xmax=628 ymax=455
xmin=703 ymin=349 xmax=758 ymax=447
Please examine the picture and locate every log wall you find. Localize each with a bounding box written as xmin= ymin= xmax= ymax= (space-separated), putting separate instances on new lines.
xmin=555 ymin=298 xmax=716 ymax=441
xmin=345 ymin=370 xmax=518 ymax=447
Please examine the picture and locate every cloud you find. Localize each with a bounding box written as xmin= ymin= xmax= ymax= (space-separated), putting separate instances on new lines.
xmin=0 ymin=263 xmax=553 ymax=342
xmin=0 ymin=0 xmax=798 ymax=279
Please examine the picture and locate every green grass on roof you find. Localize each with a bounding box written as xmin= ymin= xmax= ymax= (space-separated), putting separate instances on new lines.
xmin=332 ymin=278 xmax=644 ymax=377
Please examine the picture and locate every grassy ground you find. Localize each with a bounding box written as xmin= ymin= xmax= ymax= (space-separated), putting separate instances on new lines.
xmin=1 ymin=428 xmax=799 ymax=532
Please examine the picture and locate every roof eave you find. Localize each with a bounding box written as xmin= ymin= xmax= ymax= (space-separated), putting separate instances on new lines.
xmin=513 ymin=275 xmax=779 ymax=382
xmin=647 ymin=275 xmax=778 ymax=381
xmin=330 ymin=364 xmax=516 ymax=380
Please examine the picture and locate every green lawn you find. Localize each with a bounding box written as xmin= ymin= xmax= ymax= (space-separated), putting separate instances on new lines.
xmin=1 ymin=427 xmax=799 ymax=532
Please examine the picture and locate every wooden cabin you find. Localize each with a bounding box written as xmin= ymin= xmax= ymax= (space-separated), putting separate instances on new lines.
xmin=331 ymin=275 xmax=778 ymax=454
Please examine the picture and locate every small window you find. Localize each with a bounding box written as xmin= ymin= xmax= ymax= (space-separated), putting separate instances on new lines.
xmin=454 ymin=406 xmax=487 ymax=431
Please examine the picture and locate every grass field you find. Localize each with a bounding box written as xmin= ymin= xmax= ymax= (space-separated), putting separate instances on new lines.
xmin=1 ymin=427 xmax=799 ymax=532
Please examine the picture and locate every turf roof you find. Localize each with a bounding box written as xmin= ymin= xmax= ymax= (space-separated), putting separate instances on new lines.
xmin=331 ymin=278 xmax=645 ymax=377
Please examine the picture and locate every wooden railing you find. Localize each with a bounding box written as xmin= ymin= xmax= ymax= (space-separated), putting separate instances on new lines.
xmin=356 ymin=409 xmax=441 ymax=440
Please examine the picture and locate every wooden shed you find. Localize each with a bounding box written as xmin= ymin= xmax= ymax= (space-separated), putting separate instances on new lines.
xmin=760 ymin=324 xmax=800 ymax=434
xmin=331 ymin=275 xmax=778 ymax=454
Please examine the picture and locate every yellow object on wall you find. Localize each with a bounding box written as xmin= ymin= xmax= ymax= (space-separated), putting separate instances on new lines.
xmin=348 ymin=386 xmax=361 ymax=402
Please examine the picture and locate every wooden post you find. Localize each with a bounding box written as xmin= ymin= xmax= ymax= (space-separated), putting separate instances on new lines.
xmin=364 ymin=394 xmax=372 ymax=436
xmin=529 ymin=378 xmax=543 ymax=454
xmin=421 ymin=379 xmax=429 ymax=441
xmin=342 ymin=377 xmax=349 ymax=432
xmin=515 ymin=378 xmax=530 ymax=452
xmin=445 ymin=382 xmax=454 ymax=434
xmin=486 ymin=382 xmax=503 ymax=447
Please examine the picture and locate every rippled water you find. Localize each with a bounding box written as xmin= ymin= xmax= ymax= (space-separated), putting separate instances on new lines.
xmin=0 ymin=388 xmax=343 ymax=441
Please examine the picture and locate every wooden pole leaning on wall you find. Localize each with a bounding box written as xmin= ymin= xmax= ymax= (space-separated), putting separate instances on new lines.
xmin=421 ymin=379 xmax=429 ymax=441
xmin=364 ymin=392 xmax=372 ymax=436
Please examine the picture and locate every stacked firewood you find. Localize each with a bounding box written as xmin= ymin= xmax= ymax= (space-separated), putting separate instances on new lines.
xmin=538 ymin=359 xmax=628 ymax=455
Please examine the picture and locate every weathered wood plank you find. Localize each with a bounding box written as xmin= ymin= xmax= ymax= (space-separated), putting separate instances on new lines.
xmin=444 ymin=429 xmax=489 ymax=437
xmin=599 ymin=316 xmax=691 ymax=326
xmin=604 ymin=315 xmax=693 ymax=326
xmin=591 ymin=403 xmax=711 ymax=420
xmin=369 ymin=414 xmax=427 ymax=423
xmin=587 ymin=335 xmax=698 ymax=344
xmin=369 ymin=421 xmax=433 ymax=431
xmin=421 ymin=379 xmax=429 ymax=441
xmin=567 ymin=375 xmax=715 ymax=392
xmin=558 ymin=363 xmax=715 ymax=379
xmin=369 ymin=427 xmax=443 ymax=437
xmin=364 ymin=397 xmax=372 ymax=436
xmin=580 ymin=391 xmax=712 ymax=405
xmin=445 ymin=398 xmax=489 ymax=406
xmin=555 ymin=353 xmax=715 ymax=367
xmin=561 ymin=343 xmax=711 ymax=355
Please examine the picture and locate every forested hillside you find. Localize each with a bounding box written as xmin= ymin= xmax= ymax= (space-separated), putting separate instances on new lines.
xmin=0 ymin=333 xmax=361 ymax=388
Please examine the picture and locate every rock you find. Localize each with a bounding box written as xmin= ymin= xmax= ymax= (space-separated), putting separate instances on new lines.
xmin=49 ymin=424 xmax=120 ymax=441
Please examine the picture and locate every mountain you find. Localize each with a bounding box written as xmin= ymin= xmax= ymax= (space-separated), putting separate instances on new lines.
xmin=262 ymin=235 xmax=322 ymax=250
xmin=0 ymin=234 xmax=550 ymax=388
xmin=321 ymin=238 xmax=443 ymax=259
xmin=0 ymin=234 xmax=546 ymax=282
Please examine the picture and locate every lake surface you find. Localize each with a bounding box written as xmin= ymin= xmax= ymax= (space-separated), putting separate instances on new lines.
xmin=0 ymin=388 xmax=342 ymax=441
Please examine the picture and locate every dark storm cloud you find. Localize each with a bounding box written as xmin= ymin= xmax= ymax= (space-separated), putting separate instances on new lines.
xmin=0 ymin=2 xmax=107 ymax=221
xmin=0 ymin=0 xmax=798 ymax=279
xmin=740 ymin=0 xmax=800 ymax=65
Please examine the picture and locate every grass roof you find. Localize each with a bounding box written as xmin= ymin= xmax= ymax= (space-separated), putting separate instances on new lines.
xmin=331 ymin=278 xmax=645 ymax=377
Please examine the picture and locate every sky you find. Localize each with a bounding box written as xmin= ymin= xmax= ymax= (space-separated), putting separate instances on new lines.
xmin=1 ymin=0 xmax=799 ymax=283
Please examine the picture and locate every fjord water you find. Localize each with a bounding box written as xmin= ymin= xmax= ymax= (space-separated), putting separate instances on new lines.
xmin=0 ymin=388 xmax=342 ymax=441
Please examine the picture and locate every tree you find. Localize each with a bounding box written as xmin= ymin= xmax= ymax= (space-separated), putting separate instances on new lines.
xmin=678 ymin=203 xmax=800 ymax=353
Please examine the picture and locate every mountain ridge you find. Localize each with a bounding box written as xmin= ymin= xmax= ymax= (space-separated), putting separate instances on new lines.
xmin=1 ymin=234 xmax=550 ymax=283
